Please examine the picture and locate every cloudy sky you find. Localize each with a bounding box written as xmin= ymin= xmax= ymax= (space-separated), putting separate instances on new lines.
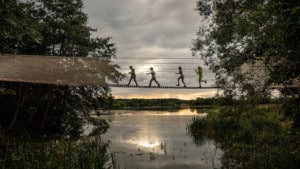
xmin=83 ymin=0 xmax=218 ymax=99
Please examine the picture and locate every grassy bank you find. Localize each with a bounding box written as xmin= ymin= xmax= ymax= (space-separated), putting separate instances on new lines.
xmin=0 ymin=137 xmax=119 ymax=169
xmin=188 ymin=99 xmax=300 ymax=169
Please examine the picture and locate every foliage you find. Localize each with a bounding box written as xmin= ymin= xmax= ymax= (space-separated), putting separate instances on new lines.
xmin=114 ymin=98 xmax=187 ymax=109
xmin=191 ymin=2 xmax=300 ymax=167
xmin=0 ymin=137 xmax=119 ymax=169
xmin=0 ymin=0 xmax=41 ymax=54
xmin=188 ymin=99 xmax=300 ymax=169
xmin=0 ymin=83 xmax=112 ymax=137
xmin=192 ymin=0 xmax=300 ymax=95
xmin=281 ymin=98 xmax=300 ymax=128
xmin=0 ymin=0 xmax=124 ymax=135
xmin=111 ymin=97 xmax=277 ymax=110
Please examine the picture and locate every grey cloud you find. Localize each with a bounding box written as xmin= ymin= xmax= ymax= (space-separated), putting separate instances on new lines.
xmin=84 ymin=0 xmax=200 ymax=51
xmin=82 ymin=0 xmax=216 ymax=98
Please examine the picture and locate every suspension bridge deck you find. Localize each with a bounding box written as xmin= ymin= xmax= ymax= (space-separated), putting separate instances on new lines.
xmin=0 ymin=54 xmax=298 ymax=90
xmin=0 ymin=54 xmax=218 ymax=89
xmin=108 ymin=84 xmax=218 ymax=89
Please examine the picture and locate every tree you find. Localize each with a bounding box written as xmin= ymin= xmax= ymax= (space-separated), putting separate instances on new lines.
xmin=192 ymin=0 xmax=300 ymax=96
xmin=34 ymin=0 xmax=90 ymax=56
xmin=0 ymin=0 xmax=41 ymax=54
xmin=0 ymin=0 xmax=124 ymax=135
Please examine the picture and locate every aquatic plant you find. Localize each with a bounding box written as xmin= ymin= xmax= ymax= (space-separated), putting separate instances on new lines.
xmin=188 ymin=100 xmax=299 ymax=169
xmin=0 ymin=137 xmax=119 ymax=169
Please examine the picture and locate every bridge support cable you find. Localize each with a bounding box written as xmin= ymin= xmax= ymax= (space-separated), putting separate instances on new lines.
xmin=1 ymin=55 xmax=298 ymax=90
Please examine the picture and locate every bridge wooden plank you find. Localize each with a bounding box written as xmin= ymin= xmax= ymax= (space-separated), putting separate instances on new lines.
xmin=108 ymin=84 xmax=219 ymax=89
xmin=0 ymin=54 xmax=220 ymax=89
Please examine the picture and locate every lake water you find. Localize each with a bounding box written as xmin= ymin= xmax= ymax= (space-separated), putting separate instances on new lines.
xmin=97 ymin=109 xmax=222 ymax=169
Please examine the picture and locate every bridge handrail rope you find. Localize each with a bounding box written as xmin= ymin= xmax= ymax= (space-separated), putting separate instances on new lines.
xmin=111 ymin=61 xmax=270 ymax=70
xmin=112 ymin=62 xmax=200 ymax=64
xmin=0 ymin=54 xmax=216 ymax=88
xmin=108 ymin=84 xmax=219 ymax=89
xmin=2 ymin=54 xmax=294 ymax=89
xmin=112 ymin=57 xmax=199 ymax=59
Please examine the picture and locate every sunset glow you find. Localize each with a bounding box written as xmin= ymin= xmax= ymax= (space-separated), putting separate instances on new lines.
xmin=137 ymin=140 xmax=160 ymax=148
xmin=112 ymin=88 xmax=219 ymax=100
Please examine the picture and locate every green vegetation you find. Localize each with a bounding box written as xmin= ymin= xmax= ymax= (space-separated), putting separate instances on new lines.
xmin=0 ymin=0 xmax=123 ymax=169
xmin=189 ymin=1 xmax=300 ymax=168
xmin=111 ymin=98 xmax=190 ymax=110
xmin=0 ymin=0 xmax=123 ymax=136
xmin=192 ymin=0 xmax=299 ymax=94
xmin=110 ymin=98 xmax=230 ymax=110
xmin=110 ymin=97 xmax=281 ymax=110
xmin=188 ymin=98 xmax=299 ymax=169
xmin=1 ymin=0 xmax=299 ymax=168
xmin=0 ymin=0 xmax=122 ymax=167
xmin=0 ymin=137 xmax=119 ymax=169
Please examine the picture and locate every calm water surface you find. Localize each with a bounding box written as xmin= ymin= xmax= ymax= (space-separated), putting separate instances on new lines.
xmin=99 ymin=109 xmax=222 ymax=169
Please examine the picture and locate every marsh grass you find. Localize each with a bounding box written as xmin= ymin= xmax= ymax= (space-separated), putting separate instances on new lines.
xmin=187 ymin=103 xmax=299 ymax=169
xmin=0 ymin=137 xmax=120 ymax=169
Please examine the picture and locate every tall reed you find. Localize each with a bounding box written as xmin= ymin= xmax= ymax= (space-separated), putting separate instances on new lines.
xmin=0 ymin=137 xmax=120 ymax=169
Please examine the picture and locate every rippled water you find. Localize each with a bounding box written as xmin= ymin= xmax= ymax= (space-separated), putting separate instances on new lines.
xmin=99 ymin=109 xmax=222 ymax=169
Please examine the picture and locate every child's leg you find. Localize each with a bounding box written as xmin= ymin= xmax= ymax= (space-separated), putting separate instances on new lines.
xmin=128 ymin=77 xmax=132 ymax=85
xmin=134 ymin=78 xmax=138 ymax=86
xmin=149 ymin=78 xmax=153 ymax=86
xmin=182 ymin=78 xmax=186 ymax=87
xmin=155 ymin=79 xmax=160 ymax=86
xmin=199 ymin=78 xmax=201 ymax=87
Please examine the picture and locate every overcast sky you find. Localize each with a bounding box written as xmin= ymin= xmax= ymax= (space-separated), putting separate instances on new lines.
xmin=82 ymin=0 xmax=218 ymax=99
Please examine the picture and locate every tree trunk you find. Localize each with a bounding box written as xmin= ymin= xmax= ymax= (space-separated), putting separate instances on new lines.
xmin=39 ymin=87 xmax=52 ymax=129
xmin=26 ymin=92 xmax=43 ymax=127
xmin=7 ymin=83 xmax=28 ymax=131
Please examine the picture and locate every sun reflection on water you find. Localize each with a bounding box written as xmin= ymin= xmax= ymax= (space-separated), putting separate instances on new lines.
xmin=137 ymin=140 xmax=160 ymax=148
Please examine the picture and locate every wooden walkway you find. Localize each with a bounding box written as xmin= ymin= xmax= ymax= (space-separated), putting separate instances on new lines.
xmin=0 ymin=54 xmax=219 ymax=89
xmin=108 ymin=84 xmax=218 ymax=89
xmin=0 ymin=54 xmax=298 ymax=90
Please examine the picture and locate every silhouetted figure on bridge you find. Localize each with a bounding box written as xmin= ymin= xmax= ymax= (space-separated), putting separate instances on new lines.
xmin=176 ymin=66 xmax=186 ymax=87
xmin=127 ymin=66 xmax=138 ymax=86
xmin=147 ymin=67 xmax=160 ymax=87
xmin=196 ymin=66 xmax=206 ymax=87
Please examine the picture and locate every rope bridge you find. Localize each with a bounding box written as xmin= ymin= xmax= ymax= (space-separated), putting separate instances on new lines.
xmin=1 ymin=54 xmax=299 ymax=90
xmin=0 ymin=54 xmax=219 ymax=89
xmin=109 ymin=84 xmax=217 ymax=89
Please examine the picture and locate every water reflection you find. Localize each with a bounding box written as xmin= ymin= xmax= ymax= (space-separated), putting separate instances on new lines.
xmin=137 ymin=140 xmax=160 ymax=148
xmin=99 ymin=109 xmax=222 ymax=169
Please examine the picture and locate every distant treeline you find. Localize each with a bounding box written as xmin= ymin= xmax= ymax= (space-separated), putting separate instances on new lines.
xmin=111 ymin=97 xmax=281 ymax=109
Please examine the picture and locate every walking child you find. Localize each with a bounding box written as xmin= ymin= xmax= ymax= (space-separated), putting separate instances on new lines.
xmin=147 ymin=67 xmax=160 ymax=87
xmin=176 ymin=66 xmax=186 ymax=87
xmin=127 ymin=66 xmax=138 ymax=86
xmin=195 ymin=66 xmax=206 ymax=87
